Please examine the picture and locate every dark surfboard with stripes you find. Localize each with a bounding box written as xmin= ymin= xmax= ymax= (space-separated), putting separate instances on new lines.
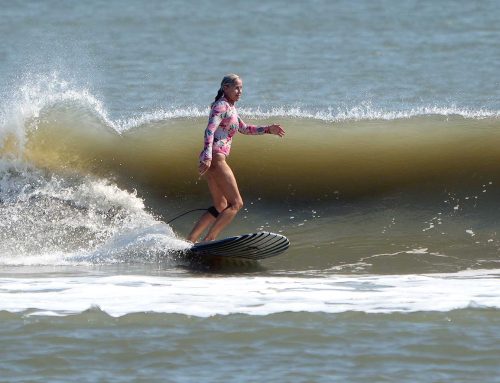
xmin=190 ymin=232 xmax=290 ymax=260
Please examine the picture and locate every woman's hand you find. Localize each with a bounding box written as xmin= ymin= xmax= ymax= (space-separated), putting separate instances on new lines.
xmin=266 ymin=124 xmax=285 ymax=137
xmin=199 ymin=159 xmax=211 ymax=176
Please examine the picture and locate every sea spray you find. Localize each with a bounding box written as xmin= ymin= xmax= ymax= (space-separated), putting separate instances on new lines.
xmin=0 ymin=157 xmax=187 ymax=266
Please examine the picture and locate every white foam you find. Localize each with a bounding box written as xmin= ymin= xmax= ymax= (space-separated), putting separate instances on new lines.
xmin=239 ymin=104 xmax=500 ymax=122
xmin=0 ymin=160 xmax=189 ymax=265
xmin=0 ymin=269 xmax=498 ymax=317
xmin=113 ymin=103 xmax=500 ymax=133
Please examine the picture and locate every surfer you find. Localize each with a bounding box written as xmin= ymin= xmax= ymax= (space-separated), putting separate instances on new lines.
xmin=187 ymin=74 xmax=285 ymax=243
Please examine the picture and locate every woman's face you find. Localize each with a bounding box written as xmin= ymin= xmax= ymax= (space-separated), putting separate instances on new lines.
xmin=223 ymin=78 xmax=243 ymax=104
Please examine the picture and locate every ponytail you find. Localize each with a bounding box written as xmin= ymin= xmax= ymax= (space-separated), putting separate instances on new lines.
xmin=211 ymin=88 xmax=224 ymax=107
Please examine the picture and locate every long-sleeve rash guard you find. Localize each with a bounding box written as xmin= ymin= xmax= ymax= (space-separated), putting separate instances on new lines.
xmin=199 ymin=97 xmax=270 ymax=162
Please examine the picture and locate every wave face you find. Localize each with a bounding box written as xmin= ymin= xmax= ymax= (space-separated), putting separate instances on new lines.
xmin=1 ymin=77 xmax=500 ymax=273
xmin=5 ymin=78 xmax=500 ymax=200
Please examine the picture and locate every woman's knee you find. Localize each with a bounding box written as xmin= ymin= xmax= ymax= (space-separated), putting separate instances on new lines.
xmin=229 ymin=198 xmax=244 ymax=211
xmin=214 ymin=202 xmax=228 ymax=213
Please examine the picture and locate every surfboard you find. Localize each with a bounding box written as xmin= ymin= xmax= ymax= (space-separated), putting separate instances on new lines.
xmin=189 ymin=231 xmax=290 ymax=260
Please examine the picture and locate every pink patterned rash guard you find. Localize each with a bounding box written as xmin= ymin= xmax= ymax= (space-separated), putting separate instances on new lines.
xmin=199 ymin=97 xmax=270 ymax=162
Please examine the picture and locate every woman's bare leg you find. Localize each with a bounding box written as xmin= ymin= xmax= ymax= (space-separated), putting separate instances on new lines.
xmin=203 ymin=155 xmax=243 ymax=241
xmin=186 ymin=158 xmax=229 ymax=242
xmin=186 ymin=212 xmax=215 ymax=243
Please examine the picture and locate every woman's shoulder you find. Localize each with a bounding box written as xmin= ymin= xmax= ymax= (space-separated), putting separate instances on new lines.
xmin=211 ymin=97 xmax=231 ymax=112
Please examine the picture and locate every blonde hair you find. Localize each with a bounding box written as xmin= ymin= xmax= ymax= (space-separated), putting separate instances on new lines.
xmin=212 ymin=73 xmax=240 ymax=106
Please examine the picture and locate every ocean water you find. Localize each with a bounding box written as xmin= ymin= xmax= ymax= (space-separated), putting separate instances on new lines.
xmin=1 ymin=0 xmax=500 ymax=382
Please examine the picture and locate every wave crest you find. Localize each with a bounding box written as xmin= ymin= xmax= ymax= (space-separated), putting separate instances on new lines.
xmin=2 ymin=72 xmax=500 ymax=138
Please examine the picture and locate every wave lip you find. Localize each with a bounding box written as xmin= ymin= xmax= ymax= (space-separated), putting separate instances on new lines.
xmin=1 ymin=270 xmax=498 ymax=317
xmin=102 ymin=104 xmax=500 ymax=133
xmin=236 ymin=103 xmax=500 ymax=122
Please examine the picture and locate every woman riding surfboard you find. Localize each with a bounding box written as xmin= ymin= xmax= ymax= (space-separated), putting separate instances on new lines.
xmin=187 ymin=74 xmax=285 ymax=243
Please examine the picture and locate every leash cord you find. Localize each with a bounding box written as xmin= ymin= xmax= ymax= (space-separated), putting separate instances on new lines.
xmin=166 ymin=208 xmax=207 ymax=224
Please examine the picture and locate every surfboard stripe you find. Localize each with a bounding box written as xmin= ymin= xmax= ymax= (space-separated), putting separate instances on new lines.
xmin=225 ymin=235 xmax=288 ymax=259
xmin=207 ymin=242 xmax=288 ymax=258
xmin=205 ymin=233 xmax=285 ymax=255
xmin=193 ymin=233 xmax=263 ymax=253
